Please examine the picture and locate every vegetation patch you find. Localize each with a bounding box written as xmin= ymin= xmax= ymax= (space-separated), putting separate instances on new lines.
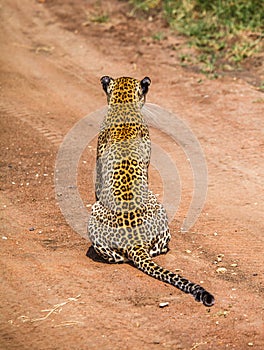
xmin=129 ymin=0 xmax=264 ymax=77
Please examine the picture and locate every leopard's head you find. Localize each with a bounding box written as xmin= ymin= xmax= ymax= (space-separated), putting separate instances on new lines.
xmin=100 ymin=76 xmax=151 ymax=106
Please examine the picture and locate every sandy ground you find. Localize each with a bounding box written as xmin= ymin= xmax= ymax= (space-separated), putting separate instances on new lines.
xmin=0 ymin=1 xmax=263 ymax=349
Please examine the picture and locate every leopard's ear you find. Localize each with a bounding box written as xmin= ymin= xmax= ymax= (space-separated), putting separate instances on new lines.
xmin=100 ymin=76 xmax=113 ymax=94
xmin=140 ymin=77 xmax=151 ymax=95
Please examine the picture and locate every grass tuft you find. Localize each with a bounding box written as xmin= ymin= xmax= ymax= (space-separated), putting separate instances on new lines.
xmin=129 ymin=0 xmax=264 ymax=75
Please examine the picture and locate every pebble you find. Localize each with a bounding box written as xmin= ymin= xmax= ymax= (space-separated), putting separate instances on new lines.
xmin=216 ymin=267 xmax=227 ymax=274
xmin=216 ymin=254 xmax=224 ymax=262
xmin=159 ymin=302 xmax=169 ymax=308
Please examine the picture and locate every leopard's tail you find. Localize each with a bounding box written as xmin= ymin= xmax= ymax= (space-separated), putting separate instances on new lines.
xmin=127 ymin=245 xmax=214 ymax=307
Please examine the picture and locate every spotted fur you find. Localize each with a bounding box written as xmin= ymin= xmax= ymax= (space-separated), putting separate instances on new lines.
xmin=87 ymin=76 xmax=214 ymax=307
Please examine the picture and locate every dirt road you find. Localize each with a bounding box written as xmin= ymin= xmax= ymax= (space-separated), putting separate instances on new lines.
xmin=1 ymin=1 xmax=263 ymax=349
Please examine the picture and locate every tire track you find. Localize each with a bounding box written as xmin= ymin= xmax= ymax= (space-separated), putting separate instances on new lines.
xmin=0 ymin=101 xmax=64 ymax=147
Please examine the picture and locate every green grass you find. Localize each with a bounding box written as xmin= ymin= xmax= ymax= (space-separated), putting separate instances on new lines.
xmin=129 ymin=0 xmax=264 ymax=75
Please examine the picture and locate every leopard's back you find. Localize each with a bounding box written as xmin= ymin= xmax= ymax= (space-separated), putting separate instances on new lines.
xmin=87 ymin=76 xmax=214 ymax=307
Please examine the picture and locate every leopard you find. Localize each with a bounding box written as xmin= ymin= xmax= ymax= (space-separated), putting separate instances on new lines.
xmin=87 ymin=76 xmax=214 ymax=307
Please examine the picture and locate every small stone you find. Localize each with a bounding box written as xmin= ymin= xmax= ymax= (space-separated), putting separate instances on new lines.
xmin=248 ymin=343 xmax=253 ymax=347
xmin=159 ymin=302 xmax=169 ymax=308
xmin=215 ymin=310 xmax=229 ymax=317
xmin=217 ymin=254 xmax=224 ymax=262
xmin=216 ymin=267 xmax=227 ymax=274
xmin=29 ymin=227 xmax=35 ymax=231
